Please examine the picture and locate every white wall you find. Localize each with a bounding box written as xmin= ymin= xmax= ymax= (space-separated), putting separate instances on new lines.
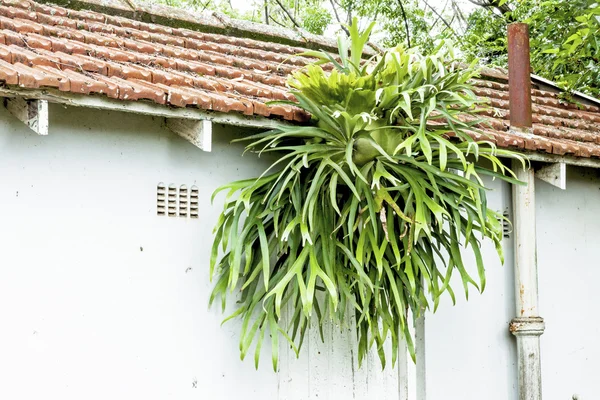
xmin=1 ymin=103 xmax=597 ymax=400
xmin=0 ymin=104 xmax=400 ymax=400
xmin=537 ymin=167 xmax=600 ymax=400
xmin=423 ymin=166 xmax=600 ymax=400
xmin=423 ymin=176 xmax=518 ymax=400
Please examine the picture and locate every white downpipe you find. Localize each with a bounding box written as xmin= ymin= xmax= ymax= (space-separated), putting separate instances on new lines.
xmin=510 ymin=162 xmax=545 ymax=400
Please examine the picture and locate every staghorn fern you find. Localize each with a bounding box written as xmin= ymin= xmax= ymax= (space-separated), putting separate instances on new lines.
xmin=209 ymin=19 xmax=525 ymax=371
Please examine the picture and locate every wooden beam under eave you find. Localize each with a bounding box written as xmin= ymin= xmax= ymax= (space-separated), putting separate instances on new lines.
xmin=4 ymin=97 xmax=49 ymax=135
xmin=166 ymin=118 xmax=212 ymax=151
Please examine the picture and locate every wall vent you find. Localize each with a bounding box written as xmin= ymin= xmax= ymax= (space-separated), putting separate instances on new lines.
xmin=168 ymin=184 xmax=177 ymax=217
xmin=157 ymin=183 xmax=199 ymax=219
xmin=179 ymin=185 xmax=188 ymax=217
xmin=157 ymin=183 xmax=166 ymax=216
xmin=190 ymin=186 xmax=199 ymax=218
xmin=502 ymin=209 xmax=511 ymax=239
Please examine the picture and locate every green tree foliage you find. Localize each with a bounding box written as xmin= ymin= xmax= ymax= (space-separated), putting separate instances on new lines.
xmin=301 ymin=5 xmax=332 ymax=34
xmin=462 ymin=0 xmax=600 ymax=97
xmin=150 ymin=0 xmax=330 ymax=34
xmin=344 ymin=0 xmax=438 ymax=50
xmin=148 ymin=0 xmax=600 ymax=96
xmin=536 ymin=1 xmax=600 ymax=97
xmin=209 ymin=21 xmax=523 ymax=370
xmin=148 ymin=0 xmax=449 ymax=43
xmin=151 ymin=0 xmax=253 ymax=19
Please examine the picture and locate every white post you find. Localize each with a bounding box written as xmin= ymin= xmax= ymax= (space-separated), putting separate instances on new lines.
xmin=510 ymin=162 xmax=545 ymax=400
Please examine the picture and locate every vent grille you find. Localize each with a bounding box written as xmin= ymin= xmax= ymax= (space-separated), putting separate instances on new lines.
xmin=190 ymin=186 xmax=199 ymax=218
xmin=502 ymin=210 xmax=511 ymax=239
xmin=495 ymin=210 xmax=511 ymax=239
xmin=179 ymin=185 xmax=188 ymax=217
xmin=168 ymin=184 xmax=177 ymax=217
xmin=157 ymin=183 xmax=199 ymax=219
xmin=157 ymin=183 xmax=166 ymax=216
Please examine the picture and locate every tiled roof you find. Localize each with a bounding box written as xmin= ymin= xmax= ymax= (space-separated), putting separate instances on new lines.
xmin=0 ymin=0 xmax=599 ymax=158
xmin=470 ymin=74 xmax=600 ymax=158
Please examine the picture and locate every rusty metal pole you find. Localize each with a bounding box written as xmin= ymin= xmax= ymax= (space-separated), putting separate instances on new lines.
xmin=508 ymin=23 xmax=533 ymax=129
xmin=508 ymin=23 xmax=545 ymax=400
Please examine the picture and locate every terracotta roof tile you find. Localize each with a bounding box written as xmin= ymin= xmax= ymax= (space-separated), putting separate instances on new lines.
xmin=12 ymin=60 xmax=63 ymax=88
xmin=0 ymin=0 xmax=598 ymax=158
xmin=0 ymin=57 xmax=18 ymax=83
xmin=159 ymin=83 xmax=212 ymax=108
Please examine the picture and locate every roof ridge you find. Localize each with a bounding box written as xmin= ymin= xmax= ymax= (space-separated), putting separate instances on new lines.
xmin=34 ymin=0 xmax=377 ymax=55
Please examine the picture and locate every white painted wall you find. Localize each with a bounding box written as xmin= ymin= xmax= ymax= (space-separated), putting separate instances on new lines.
xmin=0 ymin=104 xmax=276 ymax=400
xmin=1 ymin=103 xmax=597 ymax=400
xmin=423 ymin=167 xmax=600 ymax=400
xmin=423 ymin=176 xmax=518 ymax=400
xmin=537 ymin=167 xmax=600 ymax=400
xmin=0 ymin=104 xmax=400 ymax=400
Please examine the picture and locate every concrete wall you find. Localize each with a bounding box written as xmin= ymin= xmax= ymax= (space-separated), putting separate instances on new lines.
xmin=0 ymin=104 xmax=399 ymax=400
xmin=537 ymin=167 xmax=600 ymax=400
xmin=0 ymin=103 xmax=598 ymax=400
xmin=423 ymin=167 xmax=600 ymax=400
xmin=423 ymin=176 xmax=517 ymax=400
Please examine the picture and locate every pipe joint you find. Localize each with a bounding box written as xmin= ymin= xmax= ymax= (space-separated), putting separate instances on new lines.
xmin=509 ymin=317 xmax=545 ymax=337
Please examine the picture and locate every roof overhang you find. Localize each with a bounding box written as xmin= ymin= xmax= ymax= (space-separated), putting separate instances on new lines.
xmin=0 ymin=85 xmax=283 ymax=129
xmin=4 ymin=86 xmax=600 ymax=170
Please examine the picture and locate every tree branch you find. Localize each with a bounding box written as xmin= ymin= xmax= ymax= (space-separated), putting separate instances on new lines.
xmin=429 ymin=0 xmax=450 ymax=32
xmin=451 ymin=0 xmax=469 ymax=33
xmin=397 ymin=0 xmax=412 ymax=47
xmin=421 ymin=0 xmax=459 ymax=39
xmin=329 ymin=0 xmax=350 ymax=36
xmin=273 ymin=0 xmax=302 ymax=29
xmin=346 ymin=6 xmax=352 ymax=26
xmin=264 ymin=0 xmax=269 ymax=25
xmin=467 ymin=0 xmax=511 ymax=15
xmin=269 ymin=14 xmax=287 ymax=27
xmin=199 ymin=0 xmax=211 ymax=12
